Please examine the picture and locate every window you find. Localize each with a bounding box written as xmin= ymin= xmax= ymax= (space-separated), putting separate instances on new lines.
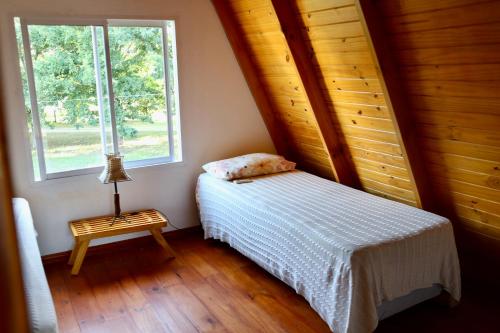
xmin=15 ymin=18 xmax=181 ymax=181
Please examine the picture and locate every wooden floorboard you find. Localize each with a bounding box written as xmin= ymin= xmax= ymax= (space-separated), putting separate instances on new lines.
xmin=44 ymin=232 xmax=500 ymax=333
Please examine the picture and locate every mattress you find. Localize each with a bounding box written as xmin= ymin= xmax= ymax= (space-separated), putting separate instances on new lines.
xmin=196 ymin=170 xmax=461 ymax=333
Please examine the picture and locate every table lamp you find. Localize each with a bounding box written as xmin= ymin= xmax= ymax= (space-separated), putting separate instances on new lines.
xmin=99 ymin=154 xmax=132 ymax=225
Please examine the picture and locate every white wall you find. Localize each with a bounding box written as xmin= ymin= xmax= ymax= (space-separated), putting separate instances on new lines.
xmin=0 ymin=0 xmax=275 ymax=255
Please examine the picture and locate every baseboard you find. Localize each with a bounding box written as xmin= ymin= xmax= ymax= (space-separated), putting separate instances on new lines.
xmin=42 ymin=226 xmax=202 ymax=265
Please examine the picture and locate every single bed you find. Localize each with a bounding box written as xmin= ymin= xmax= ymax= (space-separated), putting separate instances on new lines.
xmin=196 ymin=170 xmax=461 ymax=333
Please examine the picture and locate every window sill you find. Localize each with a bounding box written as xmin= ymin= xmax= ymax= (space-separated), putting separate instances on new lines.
xmin=30 ymin=159 xmax=185 ymax=186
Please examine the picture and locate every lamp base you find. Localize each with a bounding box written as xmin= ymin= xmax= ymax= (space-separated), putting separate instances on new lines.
xmin=110 ymin=189 xmax=131 ymax=226
xmin=110 ymin=214 xmax=128 ymax=226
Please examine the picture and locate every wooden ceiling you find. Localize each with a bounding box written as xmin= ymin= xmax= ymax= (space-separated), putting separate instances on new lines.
xmin=213 ymin=0 xmax=500 ymax=247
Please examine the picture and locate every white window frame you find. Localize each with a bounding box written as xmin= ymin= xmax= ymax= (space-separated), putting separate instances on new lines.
xmin=19 ymin=17 xmax=180 ymax=181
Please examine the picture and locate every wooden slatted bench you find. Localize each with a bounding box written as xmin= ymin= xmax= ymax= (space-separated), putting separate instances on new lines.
xmin=68 ymin=209 xmax=175 ymax=275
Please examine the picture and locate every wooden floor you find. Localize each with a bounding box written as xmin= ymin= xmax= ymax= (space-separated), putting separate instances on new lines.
xmin=45 ymin=232 xmax=500 ymax=333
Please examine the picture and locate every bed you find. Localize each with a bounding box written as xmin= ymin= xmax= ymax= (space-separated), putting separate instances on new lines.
xmin=196 ymin=170 xmax=461 ymax=333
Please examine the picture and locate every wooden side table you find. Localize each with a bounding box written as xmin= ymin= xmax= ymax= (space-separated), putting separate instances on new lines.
xmin=68 ymin=209 xmax=175 ymax=275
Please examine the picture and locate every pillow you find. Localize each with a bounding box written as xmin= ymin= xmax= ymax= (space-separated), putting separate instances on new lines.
xmin=202 ymin=153 xmax=296 ymax=180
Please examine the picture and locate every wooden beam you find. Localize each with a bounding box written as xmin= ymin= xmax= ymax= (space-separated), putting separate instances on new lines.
xmin=0 ymin=66 xmax=29 ymax=331
xmin=271 ymin=0 xmax=360 ymax=188
xmin=355 ymin=0 xmax=436 ymax=210
xmin=211 ymin=0 xmax=291 ymax=158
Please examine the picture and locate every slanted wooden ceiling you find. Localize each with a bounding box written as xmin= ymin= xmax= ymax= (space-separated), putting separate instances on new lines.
xmin=376 ymin=0 xmax=500 ymax=244
xmin=213 ymin=0 xmax=500 ymax=247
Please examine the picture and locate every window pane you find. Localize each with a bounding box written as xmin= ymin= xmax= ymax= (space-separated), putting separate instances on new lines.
xmin=27 ymin=25 xmax=107 ymax=173
xmin=166 ymin=21 xmax=182 ymax=161
xmin=108 ymin=26 xmax=170 ymax=162
xmin=92 ymin=26 xmax=114 ymax=156
xmin=14 ymin=18 xmax=40 ymax=180
xmin=16 ymin=20 xmax=181 ymax=180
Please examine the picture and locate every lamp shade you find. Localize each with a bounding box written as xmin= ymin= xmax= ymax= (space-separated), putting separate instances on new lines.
xmin=98 ymin=154 xmax=132 ymax=184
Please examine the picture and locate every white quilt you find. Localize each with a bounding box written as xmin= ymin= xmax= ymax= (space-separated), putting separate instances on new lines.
xmin=196 ymin=171 xmax=461 ymax=333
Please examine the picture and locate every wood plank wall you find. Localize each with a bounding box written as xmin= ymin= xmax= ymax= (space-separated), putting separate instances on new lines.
xmin=221 ymin=0 xmax=500 ymax=247
xmin=227 ymin=0 xmax=337 ymax=179
xmin=376 ymin=0 xmax=500 ymax=245
xmin=296 ymin=0 xmax=418 ymax=206
xmin=225 ymin=0 xmax=419 ymax=204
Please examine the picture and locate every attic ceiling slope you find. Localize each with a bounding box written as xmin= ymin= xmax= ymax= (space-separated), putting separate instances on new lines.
xmin=355 ymin=0 xmax=437 ymax=210
xmin=293 ymin=0 xmax=420 ymax=206
xmin=271 ymin=0 xmax=360 ymax=187
xmin=375 ymin=0 xmax=500 ymax=245
xmin=211 ymin=0 xmax=291 ymax=158
xmin=214 ymin=0 xmax=426 ymax=206
xmin=214 ymin=0 xmax=339 ymax=179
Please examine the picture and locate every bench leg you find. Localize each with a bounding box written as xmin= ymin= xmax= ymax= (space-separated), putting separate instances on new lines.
xmin=68 ymin=240 xmax=81 ymax=265
xmin=150 ymin=228 xmax=176 ymax=259
xmin=71 ymin=240 xmax=90 ymax=275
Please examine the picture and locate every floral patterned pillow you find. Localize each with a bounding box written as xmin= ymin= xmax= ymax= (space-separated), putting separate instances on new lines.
xmin=202 ymin=153 xmax=296 ymax=180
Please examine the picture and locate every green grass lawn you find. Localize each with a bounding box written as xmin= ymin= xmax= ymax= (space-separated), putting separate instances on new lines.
xmin=33 ymin=121 xmax=173 ymax=175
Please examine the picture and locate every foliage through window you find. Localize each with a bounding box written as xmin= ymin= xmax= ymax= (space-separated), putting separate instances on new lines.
xmin=15 ymin=18 xmax=181 ymax=181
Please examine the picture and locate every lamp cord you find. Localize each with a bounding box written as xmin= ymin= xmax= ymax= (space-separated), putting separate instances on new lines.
xmin=167 ymin=220 xmax=182 ymax=230
xmin=159 ymin=210 xmax=181 ymax=230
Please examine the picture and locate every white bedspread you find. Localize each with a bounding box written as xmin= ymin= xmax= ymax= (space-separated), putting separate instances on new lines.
xmin=196 ymin=171 xmax=461 ymax=333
